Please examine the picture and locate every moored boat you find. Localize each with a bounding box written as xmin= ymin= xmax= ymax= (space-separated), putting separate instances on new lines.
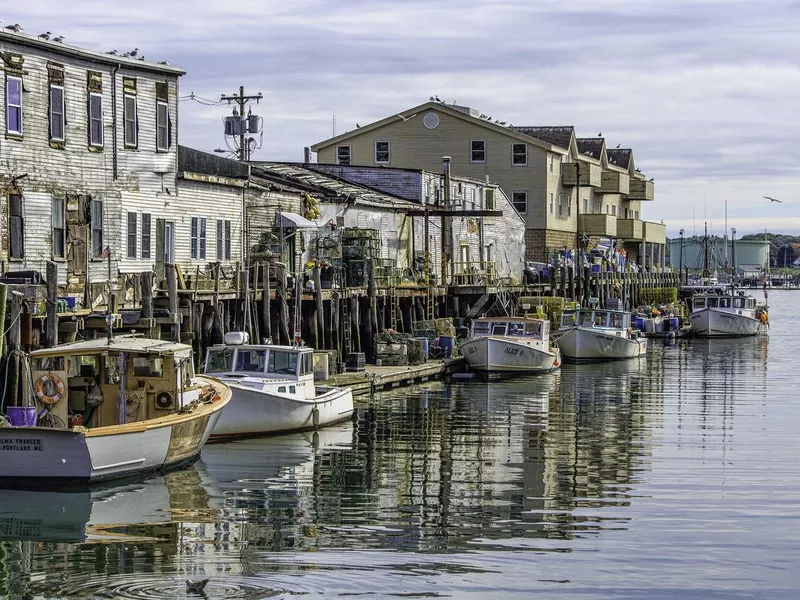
xmin=461 ymin=317 xmax=560 ymax=373
xmin=686 ymin=287 xmax=766 ymax=337
xmin=0 ymin=337 xmax=230 ymax=486
xmin=553 ymin=308 xmax=647 ymax=362
xmin=203 ymin=333 xmax=354 ymax=439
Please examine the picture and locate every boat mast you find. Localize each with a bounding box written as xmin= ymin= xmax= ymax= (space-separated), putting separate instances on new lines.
xmin=703 ymin=221 xmax=709 ymax=276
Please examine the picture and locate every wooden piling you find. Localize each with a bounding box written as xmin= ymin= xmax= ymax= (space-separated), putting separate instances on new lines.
xmin=314 ymin=266 xmax=324 ymax=349
xmin=275 ymin=262 xmax=290 ymax=345
xmin=8 ymin=291 xmax=22 ymax=405
xmin=261 ymin=262 xmax=272 ymax=343
xmin=45 ymin=261 xmax=58 ymax=348
xmin=166 ymin=263 xmax=180 ymax=342
xmin=0 ymin=284 xmax=7 ymax=358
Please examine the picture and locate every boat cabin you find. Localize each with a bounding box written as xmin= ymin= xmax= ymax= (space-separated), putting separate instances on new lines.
xmin=690 ymin=294 xmax=756 ymax=312
xmin=205 ymin=345 xmax=314 ymax=378
xmin=28 ymin=337 xmax=200 ymax=430
xmin=471 ymin=317 xmax=550 ymax=340
xmin=560 ymin=309 xmax=631 ymax=332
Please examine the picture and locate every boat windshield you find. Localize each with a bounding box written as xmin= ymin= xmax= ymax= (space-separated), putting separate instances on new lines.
xmin=236 ymin=348 xmax=267 ymax=372
xmin=268 ymin=350 xmax=299 ymax=375
xmin=206 ymin=348 xmax=235 ymax=373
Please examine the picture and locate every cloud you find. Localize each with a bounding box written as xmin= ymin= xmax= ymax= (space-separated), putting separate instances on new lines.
xmin=5 ymin=0 xmax=800 ymax=236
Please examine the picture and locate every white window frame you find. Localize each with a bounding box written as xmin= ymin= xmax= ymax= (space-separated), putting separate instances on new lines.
xmin=156 ymin=100 xmax=169 ymax=152
xmin=549 ymin=193 xmax=554 ymax=215
xmin=374 ymin=141 xmax=390 ymax=164
xmin=141 ymin=212 xmax=151 ymax=259
xmin=549 ymin=154 xmax=554 ymax=173
xmin=470 ymin=140 xmax=486 ymax=163
xmin=191 ymin=216 xmax=207 ymax=259
xmin=336 ymin=145 xmax=351 ymax=165
xmin=512 ymin=143 xmax=527 ymax=166
xmin=6 ymin=76 xmax=23 ymax=135
xmin=512 ymin=191 xmax=527 ymax=214
xmin=127 ymin=212 xmax=138 ymax=258
xmin=52 ymin=197 xmax=66 ymax=259
xmin=124 ymin=94 xmax=138 ymax=148
xmin=49 ymin=84 xmax=65 ymax=142
xmin=88 ymin=92 xmax=104 ymax=148
xmin=217 ymin=219 xmax=232 ymax=260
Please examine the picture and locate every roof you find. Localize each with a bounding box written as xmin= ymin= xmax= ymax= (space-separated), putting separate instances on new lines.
xmin=0 ymin=30 xmax=185 ymax=76
xmin=30 ymin=335 xmax=192 ymax=358
xmin=576 ymin=138 xmax=605 ymax=160
xmin=309 ymin=101 xmax=561 ymax=154
xmin=250 ymin=162 xmax=438 ymax=211
xmin=509 ymin=126 xmax=574 ymax=149
xmin=607 ymin=148 xmax=632 ymax=169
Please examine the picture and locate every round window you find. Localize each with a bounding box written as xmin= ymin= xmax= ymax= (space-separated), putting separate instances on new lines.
xmin=423 ymin=112 xmax=440 ymax=130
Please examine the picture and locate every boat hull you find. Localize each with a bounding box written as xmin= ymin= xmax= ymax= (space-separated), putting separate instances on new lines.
xmin=211 ymin=384 xmax=354 ymax=439
xmin=554 ymin=327 xmax=647 ymax=362
xmin=0 ymin=378 xmax=229 ymax=485
xmin=689 ymin=308 xmax=761 ymax=337
xmin=461 ymin=337 xmax=560 ymax=373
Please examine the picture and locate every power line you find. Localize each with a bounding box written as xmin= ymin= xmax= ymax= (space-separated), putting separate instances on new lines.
xmin=220 ymin=86 xmax=263 ymax=161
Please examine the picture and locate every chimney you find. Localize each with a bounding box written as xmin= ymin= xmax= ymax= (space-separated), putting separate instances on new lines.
xmin=442 ymin=156 xmax=451 ymax=208
xmin=303 ymin=146 xmax=311 ymax=164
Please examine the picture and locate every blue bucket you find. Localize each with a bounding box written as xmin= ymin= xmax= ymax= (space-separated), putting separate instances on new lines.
xmin=7 ymin=406 xmax=37 ymax=426
xmin=671 ymin=317 xmax=680 ymax=331
xmin=439 ymin=336 xmax=454 ymax=359
xmin=633 ymin=316 xmax=644 ymax=331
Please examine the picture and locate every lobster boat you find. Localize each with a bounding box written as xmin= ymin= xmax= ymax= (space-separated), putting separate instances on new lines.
xmin=0 ymin=336 xmax=230 ymax=485
xmin=460 ymin=317 xmax=561 ymax=374
xmin=552 ymin=308 xmax=647 ymax=362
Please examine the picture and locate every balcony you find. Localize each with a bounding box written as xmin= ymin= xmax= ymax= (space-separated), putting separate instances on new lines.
xmin=617 ymin=218 xmax=643 ymax=241
xmin=598 ymin=171 xmax=630 ymax=195
xmin=628 ymin=177 xmax=655 ymax=201
xmin=643 ymin=221 xmax=666 ymax=244
xmin=562 ymin=162 xmax=602 ymax=187
xmin=578 ymin=214 xmax=617 ymax=237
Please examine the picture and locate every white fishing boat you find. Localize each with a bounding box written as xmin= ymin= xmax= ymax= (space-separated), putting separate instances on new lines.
xmin=553 ymin=308 xmax=647 ymax=362
xmin=203 ymin=333 xmax=354 ymax=439
xmin=687 ymin=288 xmax=767 ymax=337
xmin=461 ymin=317 xmax=560 ymax=373
xmin=0 ymin=337 xmax=230 ymax=485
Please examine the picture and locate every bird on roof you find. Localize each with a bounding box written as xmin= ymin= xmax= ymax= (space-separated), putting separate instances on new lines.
xmin=435 ymin=95 xmax=440 ymax=102
xmin=598 ymin=132 xmax=602 ymax=137
xmin=105 ymin=49 xmax=118 ymax=55
xmin=137 ymin=56 xmax=145 ymax=61
xmin=128 ymin=48 xmax=139 ymax=57
xmin=635 ymin=168 xmax=641 ymax=172
xmin=38 ymin=31 xmax=52 ymax=40
xmin=186 ymin=579 xmax=209 ymax=594
xmin=5 ymin=23 xmax=22 ymax=32
xmin=648 ymin=177 xmax=654 ymax=182
xmin=429 ymin=96 xmax=434 ymax=101
xmin=158 ymin=60 xmax=170 ymax=65
xmin=616 ymin=143 xmax=620 ymax=148
xmin=52 ymin=35 xmax=64 ymax=42
xmin=356 ymin=123 xmax=360 ymax=128
xmin=764 ymin=196 xmax=782 ymax=203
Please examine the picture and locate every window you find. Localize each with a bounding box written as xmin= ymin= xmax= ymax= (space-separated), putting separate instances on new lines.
xmin=635 ymin=210 xmax=639 ymax=219
xmin=9 ymin=194 xmax=24 ymax=258
xmin=558 ymin=193 xmax=564 ymax=217
xmin=156 ymin=101 xmax=169 ymax=151
xmin=337 ymin=145 xmax=351 ymax=165
xmin=512 ymin=143 xmax=527 ymax=166
xmin=127 ymin=212 xmax=137 ymax=258
xmin=375 ymin=141 xmax=390 ymax=163
xmin=133 ymin=356 xmax=164 ymax=377
xmin=549 ymin=154 xmax=554 ymax=172
xmin=567 ymin=196 xmax=572 ymax=217
xmin=124 ymin=94 xmax=137 ymax=148
xmin=485 ymin=188 xmax=495 ymax=210
xmin=6 ymin=77 xmax=22 ymax=135
xmin=191 ymin=216 xmax=207 ymax=259
xmin=88 ymin=93 xmax=103 ymax=147
xmin=268 ymin=350 xmax=298 ymax=375
xmin=49 ymin=85 xmax=65 ymax=142
xmin=164 ymin=221 xmax=174 ymax=263
xmin=236 ymin=349 xmax=266 ymax=372
xmin=141 ymin=213 xmax=151 ymax=259
xmin=549 ymin=194 xmax=554 ymax=215
xmin=512 ymin=191 xmax=527 ymax=214
xmin=470 ymin=140 xmax=486 ymax=163
xmin=91 ymin=199 xmax=103 ymax=258
xmin=217 ymin=219 xmax=231 ymax=260
xmin=52 ymin=198 xmax=66 ymax=259
xmin=611 ymin=204 xmax=616 ymax=216
xmin=583 ymin=198 xmax=589 ymax=214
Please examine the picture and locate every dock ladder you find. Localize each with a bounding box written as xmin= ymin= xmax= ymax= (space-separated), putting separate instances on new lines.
xmin=342 ymin=298 xmax=353 ymax=356
xmin=426 ymin=284 xmax=435 ymax=321
xmin=389 ymin=286 xmax=400 ymax=331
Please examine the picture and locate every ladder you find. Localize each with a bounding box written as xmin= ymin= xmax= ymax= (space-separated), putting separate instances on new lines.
xmin=342 ymin=298 xmax=353 ymax=356
xmin=426 ymin=284 xmax=435 ymax=321
xmin=389 ymin=285 xmax=399 ymax=331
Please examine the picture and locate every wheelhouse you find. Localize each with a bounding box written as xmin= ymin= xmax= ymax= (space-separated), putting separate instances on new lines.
xmin=205 ymin=345 xmax=314 ymax=378
xmin=471 ymin=318 xmax=549 ymax=339
xmin=691 ymin=294 xmax=756 ymax=311
xmin=560 ymin=309 xmax=631 ymax=330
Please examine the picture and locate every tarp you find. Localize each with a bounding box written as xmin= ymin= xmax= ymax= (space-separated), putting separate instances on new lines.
xmin=276 ymin=211 xmax=317 ymax=229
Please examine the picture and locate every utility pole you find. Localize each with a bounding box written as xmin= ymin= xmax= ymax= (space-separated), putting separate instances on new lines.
xmin=220 ymin=86 xmax=263 ymax=162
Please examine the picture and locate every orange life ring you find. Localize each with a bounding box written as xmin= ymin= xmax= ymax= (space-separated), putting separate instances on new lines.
xmin=553 ymin=357 xmax=560 ymax=368
xmin=35 ymin=373 xmax=65 ymax=405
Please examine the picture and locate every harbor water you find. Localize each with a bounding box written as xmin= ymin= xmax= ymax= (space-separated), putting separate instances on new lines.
xmin=0 ymin=291 xmax=796 ymax=599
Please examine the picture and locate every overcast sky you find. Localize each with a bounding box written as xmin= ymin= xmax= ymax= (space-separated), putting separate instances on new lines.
xmin=5 ymin=0 xmax=800 ymax=237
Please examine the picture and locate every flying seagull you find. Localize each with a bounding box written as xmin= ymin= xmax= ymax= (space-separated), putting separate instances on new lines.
xmin=764 ymin=196 xmax=782 ymax=203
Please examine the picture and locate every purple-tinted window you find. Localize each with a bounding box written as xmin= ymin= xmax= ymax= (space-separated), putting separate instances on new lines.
xmin=6 ymin=77 xmax=22 ymax=134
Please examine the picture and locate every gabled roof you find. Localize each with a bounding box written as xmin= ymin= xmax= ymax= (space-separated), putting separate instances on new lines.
xmin=606 ymin=149 xmax=632 ymax=169
xmin=576 ymin=138 xmax=606 ymax=160
xmin=310 ymin=101 xmax=562 ymax=154
xmin=509 ymin=126 xmax=574 ymax=149
xmin=249 ymin=162 xmax=434 ymax=211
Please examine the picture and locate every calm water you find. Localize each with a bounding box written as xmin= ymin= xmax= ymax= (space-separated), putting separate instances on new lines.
xmin=1 ymin=291 xmax=797 ymax=599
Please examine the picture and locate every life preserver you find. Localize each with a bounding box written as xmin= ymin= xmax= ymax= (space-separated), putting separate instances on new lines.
xmin=760 ymin=312 xmax=768 ymax=324
xmin=553 ymin=357 xmax=560 ymax=368
xmin=35 ymin=373 xmax=65 ymax=405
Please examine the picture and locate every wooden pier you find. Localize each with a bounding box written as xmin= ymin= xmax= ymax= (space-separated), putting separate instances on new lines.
xmin=326 ymin=358 xmax=466 ymax=397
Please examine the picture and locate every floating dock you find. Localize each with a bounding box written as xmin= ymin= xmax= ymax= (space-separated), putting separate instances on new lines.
xmin=326 ymin=358 xmax=466 ymax=397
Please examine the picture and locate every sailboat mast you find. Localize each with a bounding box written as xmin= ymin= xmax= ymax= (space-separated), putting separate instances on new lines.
xmin=704 ymin=222 xmax=709 ymax=273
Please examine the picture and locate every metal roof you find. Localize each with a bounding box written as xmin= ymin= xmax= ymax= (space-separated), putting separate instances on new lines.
xmin=30 ymin=335 xmax=193 ymax=357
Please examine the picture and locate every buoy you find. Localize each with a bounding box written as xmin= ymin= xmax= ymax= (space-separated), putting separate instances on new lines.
xmin=312 ymin=405 xmax=320 ymax=427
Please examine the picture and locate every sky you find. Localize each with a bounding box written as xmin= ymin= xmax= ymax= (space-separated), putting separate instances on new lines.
xmin=4 ymin=0 xmax=800 ymax=238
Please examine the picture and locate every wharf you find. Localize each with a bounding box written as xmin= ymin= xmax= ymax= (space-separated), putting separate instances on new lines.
xmin=326 ymin=358 xmax=466 ymax=397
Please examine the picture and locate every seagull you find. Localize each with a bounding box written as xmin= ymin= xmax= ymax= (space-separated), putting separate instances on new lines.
xmin=5 ymin=23 xmax=22 ymax=32
xmin=435 ymin=95 xmax=440 ymax=102
xmin=616 ymin=143 xmax=620 ymax=148
xmin=356 ymin=123 xmax=360 ymax=128
xmin=186 ymin=579 xmax=209 ymax=594
xmin=121 ymin=52 xmax=131 ymax=57
xmin=105 ymin=49 xmax=118 ymax=55
xmin=38 ymin=31 xmax=52 ymax=40
xmin=598 ymin=132 xmax=602 ymax=137
xmin=128 ymin=47 xmax=139 ymax=57
xmin=158 ymin=60 xmax=170 ymax=65
xmin=764 ymin=196 xmax=782 ymax=203
xmin=52 ymin=35 xmax=64 ymax=42
xmin=137 ymin=56 xmax=145 ymax=61
xmin=648 ymin=177 xmax=654 ymax=182
xmin=429 ymin=96 xmax=435 ymax=101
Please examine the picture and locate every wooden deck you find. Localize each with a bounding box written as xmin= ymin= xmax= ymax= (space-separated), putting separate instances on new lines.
xmin=325 ymin=357 xmax=466 ymax=397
